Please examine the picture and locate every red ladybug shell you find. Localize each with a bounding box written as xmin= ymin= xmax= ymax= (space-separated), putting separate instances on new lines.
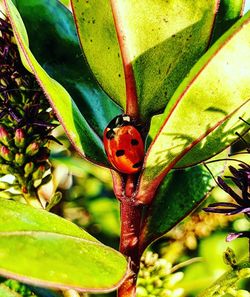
xmin=103 ymin=117 xmax=144 ymax=174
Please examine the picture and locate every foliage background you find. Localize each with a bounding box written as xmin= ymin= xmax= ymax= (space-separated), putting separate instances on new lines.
xmin=0 ymin=0 xmax=249 ymax=296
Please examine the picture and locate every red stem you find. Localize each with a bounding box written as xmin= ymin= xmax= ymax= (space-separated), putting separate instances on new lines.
xmin=109 ymin=0 xmax=139 ymax=119
xmin=111 ymin=172 xmax=143 ymax=297
xmin=118 ymin=199 xmax=142 ymax=297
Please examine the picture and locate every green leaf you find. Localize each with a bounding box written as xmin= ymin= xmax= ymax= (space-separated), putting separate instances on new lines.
xmin=139 ymin=156 xmax=226 ymax=251
xmin=0 ymin=200 xmax=127 ymax=292
xmin=71 ymin=0 xmax=220 ymax=120
xmin=4 ymin=0 xmax=109 ymax=166
xmin=210 ymin=0 xmax=245 ymax=44
xmin=14 ymin=0 xmax=121 ymax=139
xmin=138 ymin=12 xmax=250 ymax=202
xmin=70 ymin=0 xmax=125 ymax=110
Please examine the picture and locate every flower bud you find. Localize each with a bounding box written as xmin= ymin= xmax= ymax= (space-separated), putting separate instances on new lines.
xmin=0 ymin=125 xmax=11 ymax=146
xmin=15 ymin=153 xmax=25 ymax=166
xmin=25 ymin=142 xmax=39 ymax=156
xmin=0 ymin=164 xmax=13 ymax=175
xmin=32 ymin=164 xmax=45 ymax=180
xmin=14 ymin=128 xmax=26 ymax=148
xmin=0 ymin=145 xmax=14 ymax=161
xmin=24 ymin=162 xmax=34 ymax=176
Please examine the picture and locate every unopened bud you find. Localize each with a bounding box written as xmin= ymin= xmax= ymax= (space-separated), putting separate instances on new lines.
xmin=14 ymin=128 xmax=26 ymax=148
xmin=32 ymin=165 xmax=45 ymax=180
xmin=15 ymin=153 xmax=25 ymax=165
xmin=0 ymin=145 xmax=13 ymax=161
xmin=0 ymin=125 xmax=11 ymax=146
xmin=0 ymin=164 xmax=13 ymax=175
xmin=25 ymin=142 xmax=39 ymax=156
xmin=24 ymin=162 xmax=34 ymax=176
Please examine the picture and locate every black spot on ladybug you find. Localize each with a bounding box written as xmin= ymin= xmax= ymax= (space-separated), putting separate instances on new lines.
xmin=106 ymin=129 xmax=115 ymax=139
xmin=116 ymin=149 xmax=125 ymax=157
xmin=131 ymin=139 xmax=139 ymax=146
xmin=132 ymin=161 xmax=143 ymax=168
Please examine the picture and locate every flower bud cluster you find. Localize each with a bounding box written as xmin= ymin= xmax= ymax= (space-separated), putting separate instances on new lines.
xmin=0 ymin=16 xmax=58 ymax=204
xmin=137 ymin=251 xmax=184 ymax=297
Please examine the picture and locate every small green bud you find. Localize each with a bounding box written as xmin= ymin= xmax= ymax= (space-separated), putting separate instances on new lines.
xmin=0 ymin=125 xmax=11 ymax=146
xmin=223 ymin=248 xmax=237 ymax=267
xmin=25 ymin=142 xmax=39 ymax=156
xmin=238 ymin=267 xmax=250 ymax=279
xmin=32 ymin=165 xmax=45 ymax=180
xmin=0 ymin=145 xmax=14 ymax=161
xmin=46 ymin=192 xmax=62 ymax=211
xmin=14 ymin=129 xmax=26 ymax=148
xmin=24 ymin=162 xmax=34 ymax=176
xmin=15 ymin=153 xmax=25 ymax=165
xmin=0 ymin=164 xmax=13 ymax=175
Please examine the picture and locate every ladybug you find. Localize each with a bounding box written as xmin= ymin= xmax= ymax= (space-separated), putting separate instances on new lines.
xmin=103 ymin=115 xmax=144 ymax=174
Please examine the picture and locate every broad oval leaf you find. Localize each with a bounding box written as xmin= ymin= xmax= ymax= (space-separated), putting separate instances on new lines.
xmin=0 ymin=200 xmax=127 ymax=292
xmin=137 ymin=12 xmax=250 ymax=203
xmin=139 ymin=155 xmax=226 ymax=252
xmin=71 ymin=0 xmax=220 ymax=120
xmin=4 ymin=0 xmax=109 ymax=166
xmin=14 ymin=0 xmax=121 ymax=139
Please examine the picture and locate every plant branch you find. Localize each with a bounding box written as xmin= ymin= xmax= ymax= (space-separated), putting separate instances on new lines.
xmin=111 ymin=173 xmax=143 ymax=297
xmin=118 ymin=199 xmax=143 ymax=297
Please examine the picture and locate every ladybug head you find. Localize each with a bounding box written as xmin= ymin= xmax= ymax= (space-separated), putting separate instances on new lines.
xmin=108 ymin=114 xmax=131 ymax=130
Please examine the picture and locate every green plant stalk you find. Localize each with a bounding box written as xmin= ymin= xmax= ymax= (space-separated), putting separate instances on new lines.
xmin=198 ymin=261 xmax=250 ymax=297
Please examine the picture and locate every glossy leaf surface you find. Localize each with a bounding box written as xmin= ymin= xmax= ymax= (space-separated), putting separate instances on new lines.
xmin=14 ymin=0 xmax=121 ymax=139
xmin=138 ymin=12 xmax=250 ymax=202
xmin=71 ymin=0 xmax=219 ymax=120
xmin=4 ymin=0 xmax=109 ymax=166
xmin=0 ymin=200 xmax=127 ymax=292
xmin=139 ymin=157 xmax=226 ymax=251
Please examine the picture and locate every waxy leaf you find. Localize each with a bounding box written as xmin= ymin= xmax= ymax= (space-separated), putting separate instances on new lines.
xmin=139 ymin=156 xmax=226 ymax=252
xmin=137 ymin=12 xmax=250 ymax=203
xmin=71 ymin=0 xmax=125 ymax=110
xmin=0 ymin=200 xmax=127 ymax=292
xmin=4 ymin=0 xmax=109 ymax=166
xmin=14 ymin=0 xmax=121 ymax=139
xmin=71 ymin=0 xmax=220 ymax=120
